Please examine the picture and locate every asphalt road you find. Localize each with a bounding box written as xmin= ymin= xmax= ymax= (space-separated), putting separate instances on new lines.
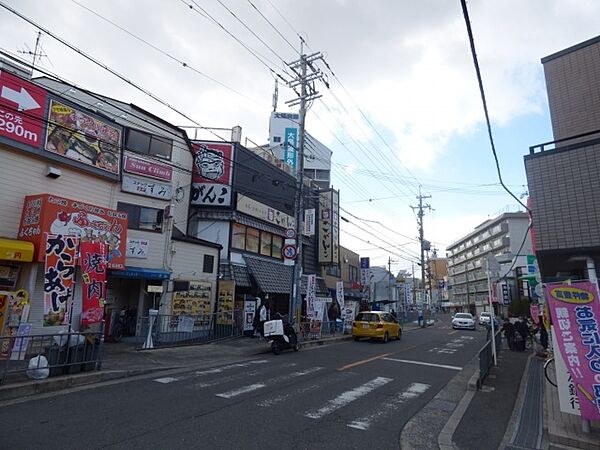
xmin=0 ymin=321 xmax=486 ymax=450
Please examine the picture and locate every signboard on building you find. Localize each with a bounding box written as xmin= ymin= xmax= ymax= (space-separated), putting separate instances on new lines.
xmin=318 ymin=189 xmax=340 ymax=264
xmin=216 ymin=280 xmax=235 ymax=325
xmin=244 ymin=300 xmax=256 ymax=331
xmin=545 ymin=280 xmax=600 ymax=420
xmin=44 ymin=98 xmax=122 ymax=175
xmin=17 ymin=194 xmax=128 ymax=269
xmin=236 ymin=194 xmax=295 ymax=228
xmin=191 ymin=141 xmax=234 ymax=207
xmin=80 ymin=241 xmax=107 ymax=328
xmin=43 ymin=234 xmax=77 ymax=327
xmin=305 ymin=274 xmax=317 ymax=318
xmin=126 ymin=238 xmax=149 ymax=259
xmin=172 ymin=281 xmax=212 ymax=319
xmin=122 ymin=174 xmax=173 ymax=200
xmin=304 ymin=208 xmax=315 ymax=236
xmin=0 ymin=70 xmax=48 ymax=149
xmin=123 ymin=155 xmax=172 ymax=181
xmin=283 ymin=127 xmax=297 ymax=173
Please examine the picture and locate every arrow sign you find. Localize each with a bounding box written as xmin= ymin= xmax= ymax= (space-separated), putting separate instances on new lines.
xmin=1 ymin=85 xmax=41 ymax=111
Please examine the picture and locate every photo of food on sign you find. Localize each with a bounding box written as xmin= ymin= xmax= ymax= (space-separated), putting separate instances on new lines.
xmin=50 ymin=210 xmax=123 ymax=265
xmin=45 ymin=99 xmax=121 ymax=174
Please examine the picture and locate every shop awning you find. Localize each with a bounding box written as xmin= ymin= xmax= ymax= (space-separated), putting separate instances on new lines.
xmin=244 ymin=255 xmax=292 ymax=294
xmin=0 ymin=238 xmax=34 ymax=262
xmin=109 ymin=266 xmax=171 ymax=280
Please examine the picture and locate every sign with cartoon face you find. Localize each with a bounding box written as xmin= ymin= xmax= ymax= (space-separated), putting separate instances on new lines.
xmin=191 ymin=141 xmax=234 ymax=207
xmin=18 ymin=194 xmax=128 ymax=269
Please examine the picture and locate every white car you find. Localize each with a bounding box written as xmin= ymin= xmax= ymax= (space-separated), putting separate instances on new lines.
xmin=478 ymin=312 xmax=492 ymax=326
xmin=452 ymin=313 xmax=476 ymax=330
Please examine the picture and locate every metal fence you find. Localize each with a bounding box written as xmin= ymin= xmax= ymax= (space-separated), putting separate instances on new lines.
xmin=0 ymin=330 xmax=104 ymax=385
xmin=477 ymin=330 xmax=502 ymax=388
xmin=137 ymin=309 xmax=244 ymax=349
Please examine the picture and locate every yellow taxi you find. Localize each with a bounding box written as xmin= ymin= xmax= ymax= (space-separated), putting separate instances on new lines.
xmin=352 ymin=311 xmax=402 ymax=343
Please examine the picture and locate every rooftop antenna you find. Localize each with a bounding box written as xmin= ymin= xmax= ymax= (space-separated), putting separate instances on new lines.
xmin=272 ymin=78 xmax=279 ymax=112
xmin=17 ymin=31 xmax=49 ymax=76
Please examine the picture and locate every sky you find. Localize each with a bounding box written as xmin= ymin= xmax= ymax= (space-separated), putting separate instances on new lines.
xmin=1 ymin=0 xmax=598 ymax=275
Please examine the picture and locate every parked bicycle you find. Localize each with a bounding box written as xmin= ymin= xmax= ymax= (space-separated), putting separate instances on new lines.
xmin=544 ymin=356 xmax=557 ymax=387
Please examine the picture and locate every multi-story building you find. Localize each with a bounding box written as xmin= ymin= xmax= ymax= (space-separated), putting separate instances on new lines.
xmin=525 ymin=35 xmax=600 ymax=283
xmin=446 ymin=212 xmax=532 ymax=315
xmin=0 ymin=60 xmax=220 ymax=337
xmin=426 ymin=256 xmax=448 ymax=306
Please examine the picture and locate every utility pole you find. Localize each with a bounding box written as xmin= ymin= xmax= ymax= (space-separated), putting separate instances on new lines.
xmin=285 ymin=43 xmax=325 ymax=328
xmin=412 ymin=187 xmax=431 ymax=324
xmin=388 ymin=256 xmax=392 ymax=306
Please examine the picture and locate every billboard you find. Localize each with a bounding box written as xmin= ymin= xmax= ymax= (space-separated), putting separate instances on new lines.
xmin=318 ymin=189 xmax=340 ymax=263
xmin=18 ymin=194 xmax=128 ymax=269
xmin=45 ymin=98 xmax=122 ymax=175
xmin=191 ymin=141 xmax=234 ymax=207
xmin=43 ymin=234 xmax=77 ymax=327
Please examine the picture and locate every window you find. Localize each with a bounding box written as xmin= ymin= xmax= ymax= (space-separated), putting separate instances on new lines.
xmin=349 ymin=265 xmax=359 ymax=282
xmin=231 ymin=223 xmax=246 ymax=250
xmin=203 ymin=255 xmax=214 ymax=273
xmin=271 ymin=235 xmax=283 ymax=259
xmin=325 ymin=265 xmax=341 ymax=277
xmin=273 ymin=136 xmax=281 ymax=143
xmin=126 ymin=128 xmax=173 ymax=160
xmin=246 ymin=228 xmax=260 ymax=253
xmin=260 ymin=232 xmax=272 ymax=256
xmin=117 ymin=202 xmax=164 ymax=232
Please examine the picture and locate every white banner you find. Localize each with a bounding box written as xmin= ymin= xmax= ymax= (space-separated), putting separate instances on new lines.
xmin=126 ymin=238 xmax=149 ymax=259
xmin=336 ymin=281 xmax=344 ymax=309
xmin=552 ymin=327 xmax=580 ymax=415
xmin=304 ymin=208 xmax=316 ymax=236
xmin=305 ymin=274 xmax=317 ymax=317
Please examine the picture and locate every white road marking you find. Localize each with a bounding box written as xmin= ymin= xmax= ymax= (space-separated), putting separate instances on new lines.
xmin=215 ymin=367 xmax=323 ymax=399
xmin=304 ymin=377 xmax=392 ymax=420
xmin=216 ymin=383 xmax=266 ymax=398
xmin=383 ymin=357 xmax=462 ymax=371
xmin=347 ymin=382 xmax=431 ymax=430
xmin=192 ymin=370 xmax=262 ymax=389
xmin=194 ymin=360 xmax=268 ymax=376
xmin=153 ymin=377 xmax=179 ymax=384
xmin=446 ymin=342 xmax=464 ymax=348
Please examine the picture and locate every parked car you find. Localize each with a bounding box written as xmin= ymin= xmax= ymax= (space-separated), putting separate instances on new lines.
xmin=478 ymin=312 xmax=492 ymax=326
xmin=452 ymin=312 xmax=476 ymax=330
xmin=352 ymin=311 xmax=401 ymax=343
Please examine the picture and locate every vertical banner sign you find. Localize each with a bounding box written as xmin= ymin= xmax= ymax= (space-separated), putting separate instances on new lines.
xmin=190 ymin=141 xmax=234 ymax=207
xmin=217 ymin=280 xmax=235 ymax=325
xmin=332 ymin=190 xmax=340 ymax=263
xmin=80 ymin=241 xmax=107 ymax=328
xmin=343 ymin=300 xmax=357 ymax=331
xmin=10 ymin=323 xmax=33 ymax=361
xmin=283 ymin=127 xmax=298 ymax=173
xmin=360 ymin=257 xmax=370 ymax=298
xmin=502 ymin=284 xmax=510 ymax=305
xmin=545 ymin=281 xmax=600 ymax=420
xmin=552 ymin=327 xmax=581 ymax=415
xmin=336 ymin=281 xmax=344 ymax=309
xmin=318 ymin=190 xmax=333 ymax=263
xmin=304 ymin=208 xmax=316 ymax=236
xmin=43 ymin=234 xmax=77 ymax=327
xmin=306 ymin=274 xmax=317 ymax=318
xmin=0 ymin=293 xmax=9 ymax=335
xmin=244 ymin=300 xmax=256 ymax=331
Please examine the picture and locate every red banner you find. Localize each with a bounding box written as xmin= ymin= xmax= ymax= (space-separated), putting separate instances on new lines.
xmin=80 ymin=241 xmax=107 ymax=328
xmin=43 ymin=234 xmax=77 ymax=327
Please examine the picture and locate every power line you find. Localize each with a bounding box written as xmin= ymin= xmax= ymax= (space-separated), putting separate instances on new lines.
xmin=246 ymin=0 xmax=299 ymax=55
xmin=460 ymin=0 xmax=528 ymax=212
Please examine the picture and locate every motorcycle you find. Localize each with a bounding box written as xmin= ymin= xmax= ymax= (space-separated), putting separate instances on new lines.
xmin=263 ymin=314 xmax=300 ymax=355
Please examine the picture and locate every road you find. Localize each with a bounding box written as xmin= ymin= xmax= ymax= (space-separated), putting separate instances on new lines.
xmin=0 ymin=320 xmax=486 ymax=450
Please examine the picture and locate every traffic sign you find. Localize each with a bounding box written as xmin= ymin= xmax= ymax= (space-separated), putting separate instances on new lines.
xmin=282 ymin=244 xmax=297 ymax=260
xmin=284 ymin=227 xmax=296 ymax=239
xmin=0 ymin=70 xmax=48 ymax=148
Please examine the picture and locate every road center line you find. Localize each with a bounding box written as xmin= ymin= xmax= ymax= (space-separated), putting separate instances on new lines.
xmin=383 ymin=358 xmax=462 ymax=371
xmin=338 ymin=353 xmax=393 ymax=371
xmin=216 ymin=383 xmax=266 ymax=398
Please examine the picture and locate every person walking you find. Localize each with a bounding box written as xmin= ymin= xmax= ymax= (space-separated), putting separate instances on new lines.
xmin=513 ymin=317 xmax=529 ymax=352
xmin=328 ymin=302 xmax=340 ymax=334
xmin=501 ymin=318 xmax=515 ymax=350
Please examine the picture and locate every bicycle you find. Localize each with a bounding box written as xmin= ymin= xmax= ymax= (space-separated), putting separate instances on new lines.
xmin=544 ymin=356 xmax=557 ymax=387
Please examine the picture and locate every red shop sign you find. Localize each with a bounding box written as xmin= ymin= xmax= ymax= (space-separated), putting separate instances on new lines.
xmin=123 ymin=155 xmax=173 ymax=181
xmin=0 ymin=70 xmax=48 ymax=148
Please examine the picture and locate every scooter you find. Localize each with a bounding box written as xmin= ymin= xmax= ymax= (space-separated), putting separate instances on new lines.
xmin=263 ymin=314 xmax=300 ymax=355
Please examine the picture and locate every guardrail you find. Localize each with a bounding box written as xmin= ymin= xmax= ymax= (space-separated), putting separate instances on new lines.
xmin=477 ymin=330 xmax=502 ymax=388
xmin=137 ymin=310 xmax=244 ymax=349
xmin=0 ymin=330 xmax=104 ymax=385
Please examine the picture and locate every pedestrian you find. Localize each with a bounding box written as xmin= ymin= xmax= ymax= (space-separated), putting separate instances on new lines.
xmin=538 ymin=315 xmax=549 ymax=350
xmin=501 ymin=318 xmax=515 ymax=350
xmin=256 ymin=297 xmax=269 ymax=338
xmin=390 ymin=309 xmax=397 ymax=320
xmin=328 ymin=302 xmax=340 ymax=334
xmin=418 ymin=309 xmax=423 ymax=327
xmin=513 ymin=317 xmax=529 ymax=352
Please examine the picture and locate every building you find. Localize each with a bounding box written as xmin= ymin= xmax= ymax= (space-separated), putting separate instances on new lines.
xmin=525 ymin=35 xmax=600 ymax=283
xmin=0 ymin=61 xmax=220 ymax=338
xmin=446 ymin=212 xmax=532 ymax=315
xmin=426 ymin=256 xmax=448 ymax=307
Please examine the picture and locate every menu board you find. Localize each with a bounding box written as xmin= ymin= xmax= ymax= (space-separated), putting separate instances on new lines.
xmin=172 ymin=281 xmax=212 ymax=323
xmin=216 ymin=280 xmax=235 ymax=325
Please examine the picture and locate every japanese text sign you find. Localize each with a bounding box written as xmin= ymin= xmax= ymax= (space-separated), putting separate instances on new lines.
xmin=0 ymin=70 xmax=48 ymax=149
xmin=546 ymin=280 xmax=600 ymax=420
xmin=122 ymin=174 xmax=173 ymax=200
xmin=123 ymin=155 xmax=172 ymax=181
xmin=191 ymin=141 xmax=234 ymax=207
xmin=336 ymin=281 xmax=344 ymax=309
xmin=44 ymin=234 xmax=77 ymax=327
xmin=126 ymin=238 xmax=149 ymax=259
xmin=18 ymin=194 xmax=127 ymax=269
xmin=80 ymin=241 xmax=107 ymax=328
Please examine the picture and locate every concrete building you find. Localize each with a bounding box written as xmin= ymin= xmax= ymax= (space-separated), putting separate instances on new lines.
xmin=0 ymin=61 xmax=220 ymax=338
xmin=426 ymin=256 xmax=448 ymax=306
xmin=525 ymin=35 xmax=600 ymax=282
xmin=446 ymin=212 xmax=532 ymax=316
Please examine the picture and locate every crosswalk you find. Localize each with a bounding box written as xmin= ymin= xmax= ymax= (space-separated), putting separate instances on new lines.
xmin=152 ymin=359 xmax=433 ymax=431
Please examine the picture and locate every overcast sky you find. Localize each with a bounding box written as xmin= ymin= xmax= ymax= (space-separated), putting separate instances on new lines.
xmin=1 ymin=0 xmax=598 ymax=275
